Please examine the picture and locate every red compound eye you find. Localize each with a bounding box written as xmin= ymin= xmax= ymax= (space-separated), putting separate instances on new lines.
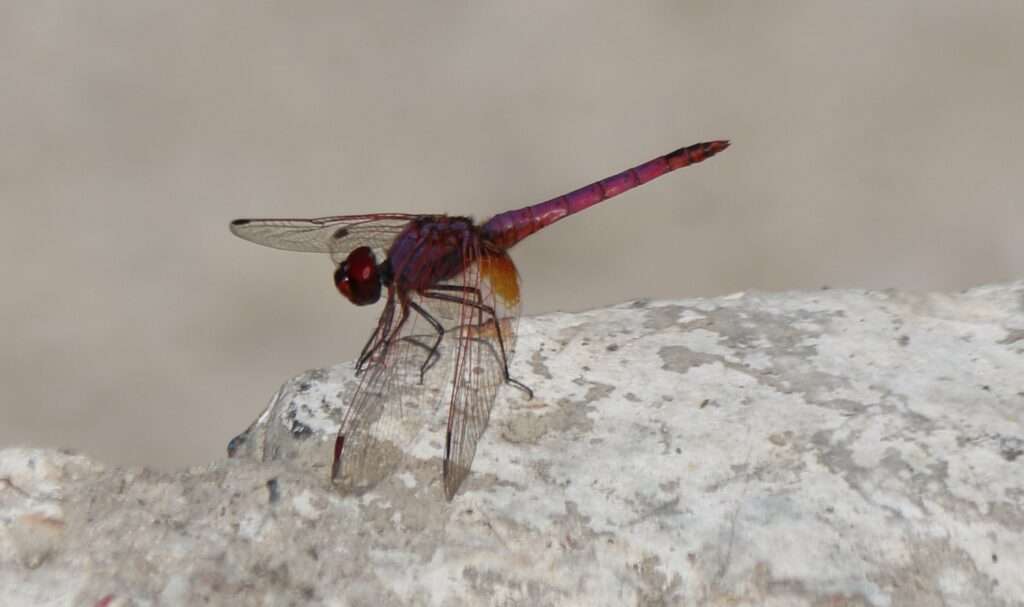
xmin=334 ymin=246 xmax=381 ymax=305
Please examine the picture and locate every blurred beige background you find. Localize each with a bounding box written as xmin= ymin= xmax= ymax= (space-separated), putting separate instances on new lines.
xmin=2 ymin=2 xmax=1022 ymax=470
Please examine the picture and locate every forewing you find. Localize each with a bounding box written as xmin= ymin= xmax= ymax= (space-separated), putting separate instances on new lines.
xmin=438 ymin=248 xmax=523 ymax=500
xmin=230 ymin=214 xmax=417 ymax=262
xmin=331 ymin=290 xmax=456 ymax=495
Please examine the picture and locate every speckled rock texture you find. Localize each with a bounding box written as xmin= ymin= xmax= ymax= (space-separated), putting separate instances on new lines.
xmin=2 ymin=283 xmax=1023 ymax=606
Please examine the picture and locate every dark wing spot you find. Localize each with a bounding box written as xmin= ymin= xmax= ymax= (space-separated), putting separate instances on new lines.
xmin=231 ymin=219 xmax=251 ymax=226
xmin=332 ymin=227 xmax=349 ymax=240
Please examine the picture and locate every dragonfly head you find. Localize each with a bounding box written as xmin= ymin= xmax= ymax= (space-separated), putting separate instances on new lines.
xmin=335 ymin=246 xmax=382 ymax=305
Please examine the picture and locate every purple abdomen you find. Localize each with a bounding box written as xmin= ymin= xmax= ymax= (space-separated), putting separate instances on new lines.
xmin=481 ymin=140 xmax=729 ymax=250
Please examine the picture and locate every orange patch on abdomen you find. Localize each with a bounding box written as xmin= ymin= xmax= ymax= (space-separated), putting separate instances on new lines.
xmin=479 ymin=253 xmax=520 ymax=306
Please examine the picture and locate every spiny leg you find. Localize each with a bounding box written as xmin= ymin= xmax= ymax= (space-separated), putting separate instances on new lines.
xmin=420 ymin=289 xmax=533 ymax=399
xmin=428 ymin=283 xmax=485 ymax=327
xmin=355 ymin=323 xmax=381 ymax=375
xmin=415 ymin=284 xmax=484 ymax=380
xmin=356 ymin=293 xmax=396 ymax=375
xmin=407 ymin=299 xmax=445 ymax=384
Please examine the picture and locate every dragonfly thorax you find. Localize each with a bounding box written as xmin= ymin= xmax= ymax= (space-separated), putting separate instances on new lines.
xmin=334 ymin=246 xmax=383 ymax=306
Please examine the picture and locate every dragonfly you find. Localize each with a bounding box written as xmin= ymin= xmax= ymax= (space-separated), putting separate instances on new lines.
xmin=230 ymin=139 xmax=729 ymax=500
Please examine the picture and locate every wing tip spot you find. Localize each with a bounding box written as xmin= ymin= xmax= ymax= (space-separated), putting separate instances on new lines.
xmin=331 ymin=435 xmax=345 ymax=481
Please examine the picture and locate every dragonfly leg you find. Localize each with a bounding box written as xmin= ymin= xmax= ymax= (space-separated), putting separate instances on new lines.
xmin=355 ymin=291 xmax=396 ymax=374
xmin=427 ymin=284 xmax=486 ymax=326
xmin=355 ymin=323 xmax=381 ymax=375
xmin=407 ymin=299 xmax=445 ymax=384
xmin=420 ymin=288 xmax=534 ymax=400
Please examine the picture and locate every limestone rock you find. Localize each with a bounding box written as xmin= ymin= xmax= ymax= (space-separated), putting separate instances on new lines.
xmin=2 ymin=283 xmax=1023 ymax=606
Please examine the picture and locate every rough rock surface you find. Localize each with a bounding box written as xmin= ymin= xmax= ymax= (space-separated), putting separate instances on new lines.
xmin=2 ymin=283 xmax=1023 ymax=606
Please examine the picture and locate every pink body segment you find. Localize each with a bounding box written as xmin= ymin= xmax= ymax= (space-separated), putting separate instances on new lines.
xmin=481 ymin=140 xmax=729 ymax=250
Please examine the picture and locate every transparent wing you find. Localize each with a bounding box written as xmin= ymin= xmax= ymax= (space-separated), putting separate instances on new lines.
xmin=229 ymin=214 xmax=419 ymax=262
xmin=440 ymin=247 xmax=523 ymax=500
xmin=330 ymin=288 xmax=455 ymax=495
xmin=331 ymin=239 xmax=523 ymax=499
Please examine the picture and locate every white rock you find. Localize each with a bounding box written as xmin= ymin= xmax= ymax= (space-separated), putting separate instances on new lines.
xmin=2 ymin=283 xmax=1023 ymax=606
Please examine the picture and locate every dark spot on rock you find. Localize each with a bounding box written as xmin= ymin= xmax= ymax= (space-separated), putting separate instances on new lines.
xmin=289 ymin=418 xmax=313 ymax=439
xmin=606 ymin=344 xmax=619 ymax=352
xmin=992 ymin=553 xmax=998 ymax=563
xmin=659 ymin=345 xmax=720 ymax=374
xmin=266 ymin=478 xmax=280 ymax=504
xmin=998 ymin=329 xmax=1024 ymax=345
xmin=226 ymin=432 xmax=247 ymax=457
xmin=999 ymin=436 xmax=1023 ymax=462
xmin=897 ymin=335 xmax=910 ymax=347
